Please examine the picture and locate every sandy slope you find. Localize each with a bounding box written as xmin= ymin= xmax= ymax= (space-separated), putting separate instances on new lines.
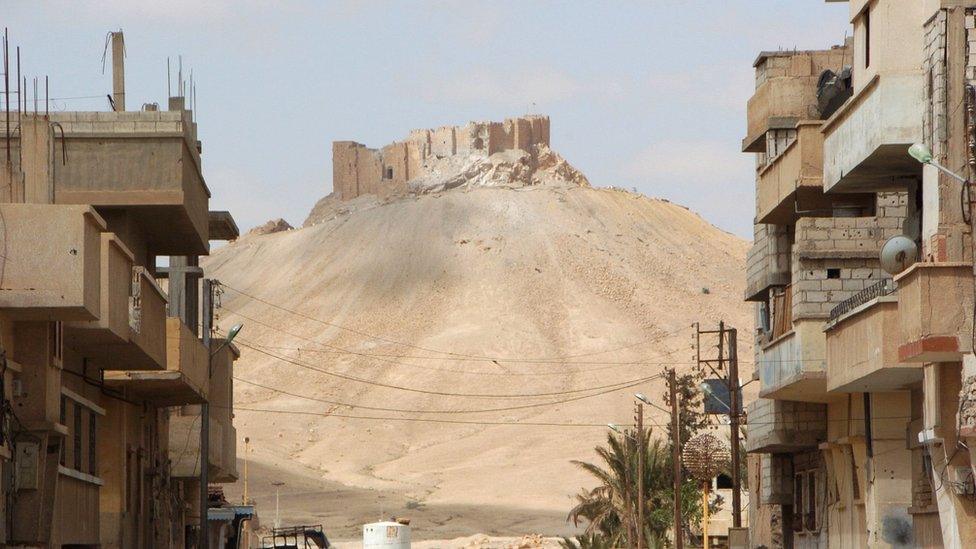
xmin=203 ymin=185 xmax=751 ymax=541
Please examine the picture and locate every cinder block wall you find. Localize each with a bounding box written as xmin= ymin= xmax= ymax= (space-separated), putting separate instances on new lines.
xmin=791 ymin=192 xmax=907 ymax=319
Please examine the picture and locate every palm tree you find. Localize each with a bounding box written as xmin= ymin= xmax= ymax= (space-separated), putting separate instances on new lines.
xmin=568 ymin=429 xmax=674 ymax=548
xmin=559 ymin=533 xmax=616 ymax=549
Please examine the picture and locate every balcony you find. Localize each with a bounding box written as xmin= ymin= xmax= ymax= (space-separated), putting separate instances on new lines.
xmin=742 ymin=64 xmax=820 ymax=152
xmin=0 ymin=204 xmax=105 ymax=321
xmin=756 ymin=122 xmax=831 ymax=224
xmin=47 ymin=110 xmax=211 ymax=255
xmin=103 ymin=318 xmax=208 ymax=405
xmin=758 ymin=319 xmax=829 ymax=403
xmin=746 ymin=398 xmax=826 ymax=454
xmin=67 ymin=265 xmax=167 ymax=370
xmin=895 ymin=263 xmax=974 ymax=363
xmin=64 ymin=233 xmax=134 ymax=349
xmin=825 ymin=281 xmax=921 ymax=392
xmin=822 ymin=74 xmax=923 ymax=193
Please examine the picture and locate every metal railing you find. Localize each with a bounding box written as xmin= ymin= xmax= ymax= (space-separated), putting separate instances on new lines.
xmin=828 ymin=279 xmax=895 ymax=321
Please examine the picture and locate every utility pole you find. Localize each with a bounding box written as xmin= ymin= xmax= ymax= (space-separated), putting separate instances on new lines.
xmin=727 ymin=327 xmax=742 ymax=528
xmin=694 ymin=322 xmax=743 ymax=528
xmin=669 ymin=368 xmax=683 ymax=549
xmin=200 ymin=278 xmax=213 ymax=549
xmin=635 ymin=401 xmax=645 ymax=549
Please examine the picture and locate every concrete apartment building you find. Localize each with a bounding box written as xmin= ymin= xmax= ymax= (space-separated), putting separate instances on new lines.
xmin=744 ymin=1 xmax=976 ymax=547
xmin=0 ymin=32 xmax=248 ymax=547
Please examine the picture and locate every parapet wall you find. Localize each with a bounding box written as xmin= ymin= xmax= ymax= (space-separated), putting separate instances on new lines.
xmin=333 ymin=115 xmax=550 ymax=201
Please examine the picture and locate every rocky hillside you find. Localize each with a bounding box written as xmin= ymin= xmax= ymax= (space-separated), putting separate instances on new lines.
xmin=204 ymin=151 xmax=750 ymax=541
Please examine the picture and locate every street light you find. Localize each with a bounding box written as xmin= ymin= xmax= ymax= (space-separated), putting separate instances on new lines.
xmin=201 ymin=321 xmax=243 ymax=549
xmin=211 ymin=323 xmax=244 ymax=357
xmin=909 ymin=143 xmax=969 ymax=183
xmin=271 ymin=480 xmax=285 ymax=529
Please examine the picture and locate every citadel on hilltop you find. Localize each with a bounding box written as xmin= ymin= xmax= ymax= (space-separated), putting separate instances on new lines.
xmin=333 ymin=115 xmax=550 ymax=201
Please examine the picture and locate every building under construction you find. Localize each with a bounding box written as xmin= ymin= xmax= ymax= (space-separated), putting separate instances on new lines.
xmin=744 ymin=1 xmax=976 ymax=547
xmin=0 ymin=30 xmax=251 ymax=547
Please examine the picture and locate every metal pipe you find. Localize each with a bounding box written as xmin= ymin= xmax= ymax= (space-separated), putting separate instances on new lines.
xmin=5 ymin=28 xmax=10 ymax=163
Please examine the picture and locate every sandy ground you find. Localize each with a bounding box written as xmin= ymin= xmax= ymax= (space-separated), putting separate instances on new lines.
xmin=206 ymin=184 xmax=752 ymax=542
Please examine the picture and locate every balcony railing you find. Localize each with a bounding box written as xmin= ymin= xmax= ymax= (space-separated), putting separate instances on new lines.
xmin=825 ymin=288 xmax=917 ymax=394
xmin=102 ymin=318 xmax=208 ymax=406
xmin=829 ymin=279 xmax=894 ymax=321
xmin=0 ymin=204 xmax=106 ymax=321
xmin=896 ymin=263 xmax=973 ymax=363
xmin=756 ymin=122 xmax=828 ymax=225
xmin=47 ymin=111 xmax=210 ymax=255
xmin=822 ymin=74 xmax=923 ymax=192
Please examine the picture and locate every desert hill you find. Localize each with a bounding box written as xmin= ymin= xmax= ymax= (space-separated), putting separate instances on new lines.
xmin=204 ymin=142 xmax=751 ymax=541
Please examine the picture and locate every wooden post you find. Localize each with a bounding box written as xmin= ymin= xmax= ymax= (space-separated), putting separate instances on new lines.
xmin=702 ymin=481 xmax=710 ymax=549
xmin=670 ymin=369 xmax=683 ymax=549
xmin=728 ymin=327 xmax=742 ymax=528
xmin=636 ymin=402 xmax=644 ymax=549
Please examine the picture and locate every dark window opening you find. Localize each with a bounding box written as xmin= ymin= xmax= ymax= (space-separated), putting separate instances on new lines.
xmin=89 ymin=412 xmax=97 ymax=475
xmin=806 ymin=471 xmax=817 ymax=530
xmin=716 ymin=472 xmax=734 ymax=489
xmin=59 ymin=396 xmax=66 ymax=466
xmin=73 ymin=402 xmax=82 ymax=470
xmin=827 ymin=268 xmax=841 ymax=279
xmin=384 ymin=167 xmax=394 ymax=180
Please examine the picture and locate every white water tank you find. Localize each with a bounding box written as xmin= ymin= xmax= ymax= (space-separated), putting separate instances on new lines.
xmin=363 ymin=521 xmax=411 ymax=548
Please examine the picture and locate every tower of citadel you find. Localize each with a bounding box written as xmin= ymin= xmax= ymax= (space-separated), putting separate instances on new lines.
xmin=332 ymin=115 xmax=550 ymax=201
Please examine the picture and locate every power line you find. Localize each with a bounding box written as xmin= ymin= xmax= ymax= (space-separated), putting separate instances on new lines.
xmin=234 ymin=373 xmax=663 ymax=415
xmin=220 ymin=282 xmax=688 ymax=362
xmin=236 ymin=334 xmax=690 ymax=378
xmin=236 ymin=339 xmax=664 ymax=399
xmin=229 ymin=405 xmax=644 ymax=428
xmin=225 ymin=310 xmax=824 ymax=369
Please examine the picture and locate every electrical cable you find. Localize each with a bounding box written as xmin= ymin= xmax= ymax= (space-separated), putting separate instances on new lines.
xmin=220 ymin=282 xmax=688 ymax=362
xmin=234 ymin=374 xmax=664 ymax=415
xmin=236 ymin=339 xmax=663 ymax=399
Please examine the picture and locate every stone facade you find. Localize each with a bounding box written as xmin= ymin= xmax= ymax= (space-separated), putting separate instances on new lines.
xmin=332 ymin=115 xmax=550 ymax=201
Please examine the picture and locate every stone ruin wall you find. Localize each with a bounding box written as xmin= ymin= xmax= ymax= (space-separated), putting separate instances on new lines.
xmin=333 ymin=115 xmax=551 ymax=201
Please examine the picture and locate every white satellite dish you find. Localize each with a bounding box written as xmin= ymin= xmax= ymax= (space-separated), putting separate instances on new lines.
xmin=880 ymin=235 xmax=918 ymax=275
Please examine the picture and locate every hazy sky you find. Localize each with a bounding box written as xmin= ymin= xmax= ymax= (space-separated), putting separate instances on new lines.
xmin=5 ymin=1 xmax=851 ymax=238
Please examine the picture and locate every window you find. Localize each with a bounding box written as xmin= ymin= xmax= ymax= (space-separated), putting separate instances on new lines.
xmin=827 ymin=268 xmax=841 ymax=279
xmin=793 ymin=473 xmax=804 ymax=532
xmin=384 ymin=167 xmax=394 ymax=180
xmin=863 ymin=9 xmax=871 ymax=68
xmin=89 ymin=412 xmax=97 ymax=475
xmin=73 ymin=402 xmax=82 ymax=470
xmin=59 ymin=396 xmax=66 ymax=466
xmin=806 ymin=472 xmax=817 ymax=530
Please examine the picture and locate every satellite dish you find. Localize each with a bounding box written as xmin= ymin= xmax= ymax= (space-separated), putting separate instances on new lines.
xmin=880 ymin=235 xmax=918 ymax=275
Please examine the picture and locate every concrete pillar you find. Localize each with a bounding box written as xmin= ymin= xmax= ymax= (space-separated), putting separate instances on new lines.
xmin=862 ymin=392 xmax=914 ymax=548
xmin=20 ymin=115 xmax=53 ymax=204
xmin=111 ymin=31 xmax=125 ymax=111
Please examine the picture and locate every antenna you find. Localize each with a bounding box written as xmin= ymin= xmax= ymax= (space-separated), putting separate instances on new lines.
xmin=167 ymin=57 xmax=171 ymax=98
xmin=4 ymin=27 xmax=10 ymax=163
xmin=15 ymin=46 xmax=20 ymax=123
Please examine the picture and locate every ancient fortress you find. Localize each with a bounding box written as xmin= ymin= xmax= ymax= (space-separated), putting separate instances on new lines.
xmin=333 ymin=115 xmax=550 ymax=200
